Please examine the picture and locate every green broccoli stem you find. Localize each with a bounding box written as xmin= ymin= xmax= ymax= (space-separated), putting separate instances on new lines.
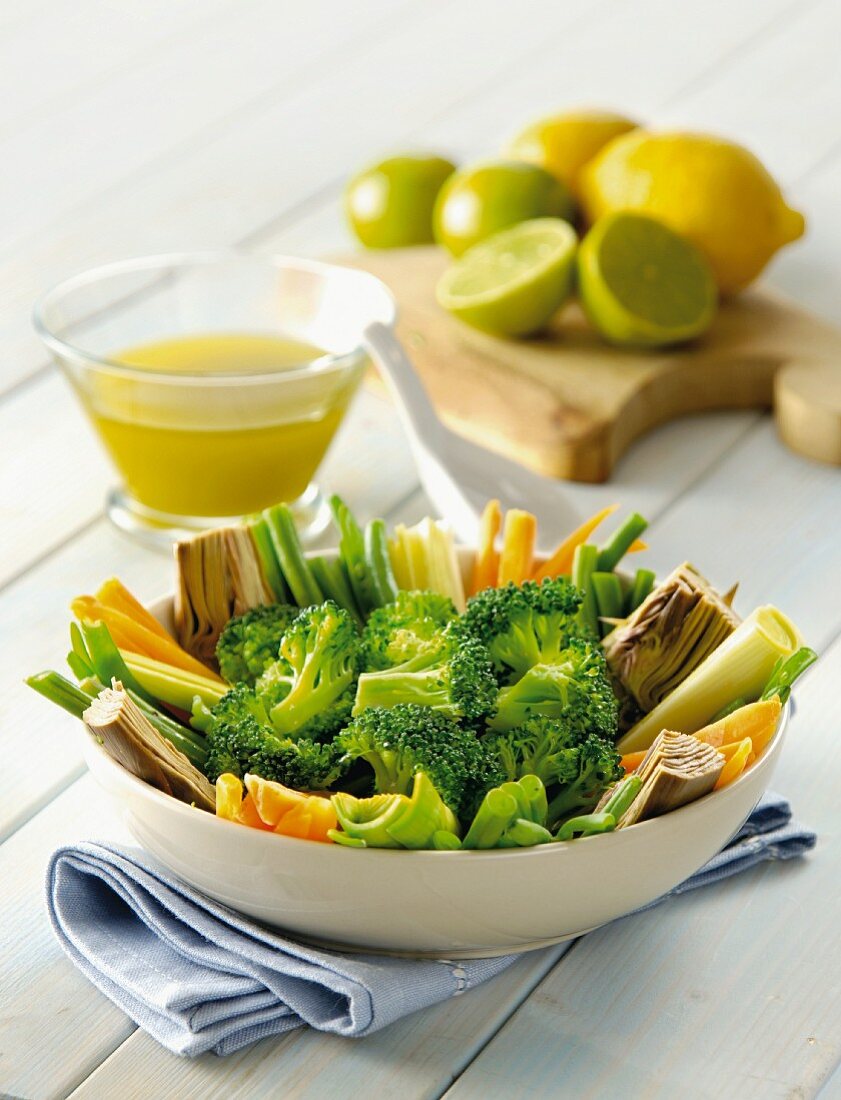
xmin=591 ymin=572 xmax=624 ymax=637
xmin=556 ymin=811 xmax=616 ymax=841
xmin=517 ymin=774 xmax=548 ymax=825
xmin=263 ymin=503 xmax=323 ymax=607
xmin=572 ymin=544 xmax=599 ymax=637
xmin=329 ymin=495 xmax=378 ymax=615
xmin=462 ymin=787 xmax=519 ymax=849
xmin=310 ymin=556 xmax=363 ymax=625
xmin=761 ymin=647 xmax=818 ymax=704
xmin=365 ymin=519 xmax=399 ymax=607
xmin=596 ymin=512 xmax=648 ymax=572
xmin=626 ymin=568 xmax=656 ymax=614
xmin=245 ymin=515 xmax=290 ymax=602
xmin=26 ymin=671 xmax=96 ymax=718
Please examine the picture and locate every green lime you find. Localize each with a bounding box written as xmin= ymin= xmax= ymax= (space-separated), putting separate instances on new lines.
xmin=433 ymin=160 xmax=575 ymax=257
xmin=436 ymin=218 xmax=577 ymax=336
xmin=577 ymin=211 xmax=717 ymax=348
xmin=345 ymin=155 xmax=456 ymax=249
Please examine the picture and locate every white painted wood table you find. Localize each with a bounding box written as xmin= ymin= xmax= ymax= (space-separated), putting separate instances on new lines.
xmin=2 ymin=1 xmax=841 ymax=1096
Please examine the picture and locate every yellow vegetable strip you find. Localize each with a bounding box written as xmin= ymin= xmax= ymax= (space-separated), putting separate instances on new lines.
xmin=95 ymin=578 xmax=172 ymax=640
xmin=628 ymin=539 xmax=648 ymax=554
xmin=533 ymin=504 xmax=619 ymax=580
xmin=471 ymin=499 xmax=502 ymax=595
xmin=498 ymin=510 xmax=537 ymax=586
xmin=692 ymin=697 xmax=782 ymax=751
xmin=71 ymin=597 xmax=222 ymax=682
xmin=714 ymin=738 xmax=753 ymax=788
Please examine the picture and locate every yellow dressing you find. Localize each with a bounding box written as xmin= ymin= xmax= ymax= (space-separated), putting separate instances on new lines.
xmin=80 ymin=333 xmax=358 ymax=517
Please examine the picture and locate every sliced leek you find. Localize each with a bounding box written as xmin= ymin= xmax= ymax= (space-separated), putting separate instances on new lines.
xmin=617 ymin=605 xmax=802 ymax=754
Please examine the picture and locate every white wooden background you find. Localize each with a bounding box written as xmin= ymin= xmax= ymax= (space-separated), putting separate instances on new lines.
xmin=2 ymin=1 xmax=841 ymax=1096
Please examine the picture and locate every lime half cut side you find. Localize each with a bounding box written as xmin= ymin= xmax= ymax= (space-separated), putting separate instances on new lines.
xmin=578 ymin=211 xmax=717 ymax=348
xmin=436 ymin=217 xmax=577 ymax=337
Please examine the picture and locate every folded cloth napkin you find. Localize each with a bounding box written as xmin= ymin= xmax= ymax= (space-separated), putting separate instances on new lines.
xmin=46 ymin=791 xmax=815 ymax=1058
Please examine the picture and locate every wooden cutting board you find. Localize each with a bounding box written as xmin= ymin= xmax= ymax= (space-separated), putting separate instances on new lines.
xmin=341 ymin=246 xmax=841 ymax=483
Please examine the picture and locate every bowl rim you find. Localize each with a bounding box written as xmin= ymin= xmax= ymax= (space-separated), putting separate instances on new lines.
xmin=32 ymin=249 xmax=396 ymax=383
xmin=81 ymin=682 xmax=788 ymax=861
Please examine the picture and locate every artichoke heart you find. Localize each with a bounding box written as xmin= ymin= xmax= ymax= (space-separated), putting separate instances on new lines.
xmin=603 ymin=562 xmax=739 ymax=713
xmin=84 ymin=682 xmax=216 ymax=811
xmin=612 ymin=731 xmax=725 ymax=826
xmin=175 ymin=526 xmax=275 ymax=664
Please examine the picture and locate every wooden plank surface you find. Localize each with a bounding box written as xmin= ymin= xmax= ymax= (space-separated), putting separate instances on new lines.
xmin=3 ymin=0 xmax=841 ymax=1096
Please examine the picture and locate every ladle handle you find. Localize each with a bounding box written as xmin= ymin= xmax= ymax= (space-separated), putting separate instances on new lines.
xmin=363 ymin=321 xmax=446 ymax=454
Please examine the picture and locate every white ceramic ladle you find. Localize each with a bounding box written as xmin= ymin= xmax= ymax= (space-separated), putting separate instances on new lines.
xmin=364 ymin=321 xmax=578 ymax=545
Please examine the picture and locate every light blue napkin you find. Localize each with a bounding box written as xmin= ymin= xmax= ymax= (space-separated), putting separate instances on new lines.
xmin=45 ymin=791 xmax=815 ymax=1057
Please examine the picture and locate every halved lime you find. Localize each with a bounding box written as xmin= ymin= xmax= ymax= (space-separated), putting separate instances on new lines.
xmin=436 ymin=217 xmax=577 ymax=337
xmin=577 ymin=211 xmax=717 ymax=348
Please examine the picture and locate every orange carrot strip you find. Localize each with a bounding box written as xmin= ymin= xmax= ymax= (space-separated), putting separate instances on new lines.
xmin=471 ymin=500 xmax=502 ymax=595
xmin=96 ymin=578 xmax=172 ymax=640
xmin=620 ymin=750 xmax=647 ymax=773
xmin=717 ymin=738 xmax=754 ymax=763
xmin=714 ymin=739 xmax=753 ymax=789
xmin=71 ymin=597 xmax=224 ymax=682
xmin=498 ymin=510 xmax=537 ymax=586
xmin=533 ymin=504 xmax=619 ymax=580
xmin=628 ymin=539 xmax=648 ymax=554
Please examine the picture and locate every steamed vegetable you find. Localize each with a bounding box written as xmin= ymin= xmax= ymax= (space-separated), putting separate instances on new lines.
xmin=263 ymin=602 xmax=360 ymax=741
xmin=487 ymin=636 xmax=618 ymax=737
xmin=202 ymin=686 xmax=350 ymax=789
xmin=497 ymin=509 xmax=537 ymax=585
xmin=85 ymin=683 xmax=216 ymax=811
xmin=337 ymin=704 xmax=494 ymax=816
xmin=459 ymin=576 xmax=584 ymax=684
xmin=489 ymin=712 xmax=622 ymax=828
xmin=360 ymin=590 xmax=458 ymax=671
xmin=174 ymin=526 xmax=276 ymax=663
xmin=215 ymin=603 xmax=299 ymax=687
xmin=462 ymin=776 xmax=552 ymax=849
xmin=614 ymin=731 xmax=725 ymax=825
xmin=533 ymin=504 xmax=619 ymax=581
xmin=471 ymin=498 xmax=502 ymax=594
xmin=389 ymin=518 xmax=466 ymax=610
xmin=330 ymin=772 xmax=459 ymax=849
xmin=604 ymin=563 xmax=740 ymax=713
xmin=617 ymin=605 xmax=803 ymax=754
xmin=353 ymin=622 xmax=497 ymax=723
xmin=216 ymin=773 xmax=337 ymax=841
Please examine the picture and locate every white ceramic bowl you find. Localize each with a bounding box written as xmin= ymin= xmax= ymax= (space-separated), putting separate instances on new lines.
xmin=81 ymin=554 xmax=787 ymax=958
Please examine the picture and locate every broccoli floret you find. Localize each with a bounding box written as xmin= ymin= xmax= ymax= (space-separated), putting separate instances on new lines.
xmin=265 ymin=601 xmax=360 ymax=741
xmin=461 ymin=578 xmax=585 ymax=684
xmin=353 ymin=622 xmax=497 ymax=723
xmin=336 ymin=704 xmax=487 ymax=815
xmin=490 ymin=713 xmax=622 ymax=822
xmin=544 ymin=733 xmax=623 ymax=826
xmin=215 ymin=603 xmax=298 ymax=686
xmin=203 ymin=684 xmax=348 ymax=790
xmin=487 ymin=637 xmax=619 ymax=738
xmin=361 ymin=590 xmax=458 ymax=671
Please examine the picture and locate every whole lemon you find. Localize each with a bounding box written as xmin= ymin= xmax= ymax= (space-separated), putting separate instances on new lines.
xmin=507 ymin=109 xmax=637 ymax=198
xmin=433 ymin=160 xmax=575 ymax=257
xmin=345 ymin=154 xmax=456 ymax=248
xmin=580 ymin=130 xmax=805 ymax=293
